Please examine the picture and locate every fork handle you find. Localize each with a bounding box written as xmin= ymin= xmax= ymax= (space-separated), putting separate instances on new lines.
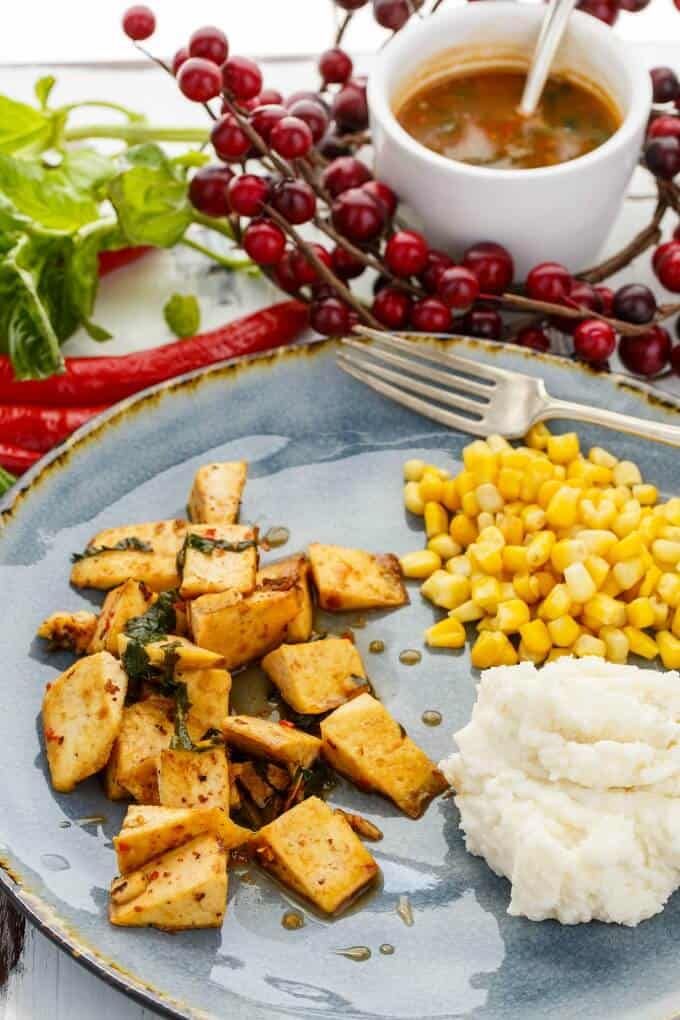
xmin=541 ymin=399 xmax=680 ymax=448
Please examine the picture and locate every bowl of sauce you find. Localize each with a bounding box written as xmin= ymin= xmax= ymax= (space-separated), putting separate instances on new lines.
xmin=368 ymin=2 xmax=651 ymax=275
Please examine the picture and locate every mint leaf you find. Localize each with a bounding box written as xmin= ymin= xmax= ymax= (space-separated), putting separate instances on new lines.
xmin=108 ymin=145 xmax=192 ymax=248
xmin=0 ymin=95 xmax=51 ymax=155
xmin=34 ymin=76 xmax=56 ymax=111
xmin=164 ymin=293 xmax=200 ymax=338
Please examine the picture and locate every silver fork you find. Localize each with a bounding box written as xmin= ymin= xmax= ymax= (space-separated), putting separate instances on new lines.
xmin=337 ymin=328 xmax=680 ymax=446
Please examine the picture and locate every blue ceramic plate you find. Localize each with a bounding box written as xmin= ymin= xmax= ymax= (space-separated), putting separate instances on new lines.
xmin=1 ymin=337 xmax=680 ymax=1020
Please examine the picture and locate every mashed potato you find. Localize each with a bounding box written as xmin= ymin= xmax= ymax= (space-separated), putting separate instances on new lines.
xmin=440 ymin=657 xmax=680 ymax=926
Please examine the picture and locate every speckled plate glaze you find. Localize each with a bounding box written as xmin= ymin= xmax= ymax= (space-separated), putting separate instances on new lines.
xmin=2 ymin=336 xmax=680 ymax=1020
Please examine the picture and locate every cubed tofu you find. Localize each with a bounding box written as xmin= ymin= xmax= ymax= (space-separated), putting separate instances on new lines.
xmin=114 ymin=804 xmax=251 ymax=874
xmin=89 ymin=580 xmax=155 ymax=655
xmin=320 ymin=694 xmax=448 ymax=818
xmin=252 ymin=796 xmax=378 ymax=915
xmin=178 ymin=668 xmax=232 ymax=742
xmin=257 ymin=554 xmax=313 ymax=642
xmin=189 ymin=584 xmax=300 ymax=670
xmin=262 ymin=637 xmax=368 ymax=714
xmin=188 ymin=462 xmax=247 ymax=525
xmin=308 ymin=543 xmax=408 ymax=611
xmin=109 ymin=832 xmax=227 ymax=930
xmin=37 ymin=611 xmax=98 ymax=654
xmin=42 ymin=652 xmax=127 ymax=794
xmin=222 ymin=715 xmax=321 ymax=768
xmin=103 ymin=740 xmax=131 ymax=801
xmin=157 ymin=748 xmax=230 ymax=812
xmin=70 ymin=520 xmax=187 ymax=591
xmin=109 ymin=696 xmax=175 ymax=804
xmin=117 ymin=634 xmax=225 ymax=672
xmin=178 ymin=524 xmax=258 ymax=599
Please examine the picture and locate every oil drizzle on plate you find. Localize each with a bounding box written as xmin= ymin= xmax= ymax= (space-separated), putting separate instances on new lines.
xmin=281 ymin=910 xmax=305 ymax=930
xmin=369 ymin=639 xmax=385 ymax=654
xmin=421 ymin=710 xmax=442 ymax=726
xmin=399 ymin=649 xmax=422 ymax=666
xmin=380 ymin=943 xmax=395 ymax=955
xmin=334 ymin=946 xmax=371 ymax=962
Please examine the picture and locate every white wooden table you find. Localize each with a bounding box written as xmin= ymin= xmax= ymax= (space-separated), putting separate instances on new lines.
xmin=0 ymin=13 xmax=679 ymax=1018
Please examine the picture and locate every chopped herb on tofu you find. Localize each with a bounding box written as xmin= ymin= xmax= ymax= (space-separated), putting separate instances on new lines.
xmin=188 ymin=461 xmax=247 ymax=524
xmin=89 ymin=580 xmax=155 ymax=655
xmin=118 ymin=634 xmax=225 ymax=672
xmin=70 ymin=520 xmax=188 ymax=592
xmin=157 ymin=747 xmax=230 ymax=813
xmin=178 ymin=524 xmax=258 ymax=599
xmin=308 ymin=543 xmax=408 ymax=611
xmin=37 ymin=611 xmax=98 ymax=654
xmin=222 ymin=715 xmax=321 ymax=769
xmin=257 ymin=554 xmax=313 ymax=642
xmin=251 ymin=796 xmax=379 ymax=915
xmin=320 ymin=693 xmax=448 ymax=818
xmin=42 ymin=651 xmax=128 ymax=793
xmin=262 ymin=637 xmax=368 ymax=714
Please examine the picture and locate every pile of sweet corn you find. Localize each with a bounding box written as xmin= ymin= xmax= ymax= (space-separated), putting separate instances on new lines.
xmin=399 ymin=424 xmax=680 ymax=670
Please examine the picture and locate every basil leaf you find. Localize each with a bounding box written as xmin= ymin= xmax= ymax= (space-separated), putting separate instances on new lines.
xmin=0 ymin=153 xmax=100 ymax=231
xmin=71 ymin=536 xmax=153 ymax=562
xmin=0 ymin=95 xmax=51 ymax=155
xmin=108 ymin=146 xmax=192 ymax=247
xmin=164 ymin=293 xmax=200 ymax=339
xmin=122 ymin=640 xmax=151 ymax=688
xmin=34 ymin=76 xmax=56 ymax=111
xmin=185 ymin=532 xmax=257 ymax=555
xmin=0 ymin=236 xmax=64 ymax=379
xmin=125 ymin=590 xmax=178 ymax=646
xmin=170 ymin=680 xmax=194 ymax=751
xmin=64 ymin=220 xmax=121 ymax=336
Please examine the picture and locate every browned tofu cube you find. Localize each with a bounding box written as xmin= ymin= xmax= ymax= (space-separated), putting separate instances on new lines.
xmin=70 ymin=520 xmax=187 ymax=591
xmin=89 ymin=580 xmax=155 ymax=655
xmin=178 ymin=524 xmax=258 ymax=599
xmin=157 ymin=748 xmax=230 ymax=812
xmin=42 ymin=652 xmax=127 ymax=793
xmin=262 ymin=637 xmax=368 ymax=714
xmin=178 ymin=668 xmax=231 ymax=742
xmin=320 ymin=694 xmax=448 ymax=818
xmin=109 ymin=832 xmax=227 ymax=930
xmin=113 ymin=804 xmax=251 ymax=874
xmin=188 ymin=462 xmax=247 ymax=524
xmin=252 ymin=797 xmax=378 ymax=914
xmin=222 ymin=715 xmax=321 ymax=768
xmin=109 ymin=696 xmax=175 ymax=804
xmin=308 ymin=543 xmax=408 ymax=611
xmin=38 ymin=611 xmax=98 ymax=654
xmin=189 ymin=584 xmax=300 ymax=670
xmin=117 ymin=634 xmax=225 ymax=672
xmin=257 ymin=554 xmax=313 ymax=642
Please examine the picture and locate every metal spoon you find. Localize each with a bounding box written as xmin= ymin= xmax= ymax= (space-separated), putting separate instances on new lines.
xmin=518 ymin=0 xmax=579 ymax=117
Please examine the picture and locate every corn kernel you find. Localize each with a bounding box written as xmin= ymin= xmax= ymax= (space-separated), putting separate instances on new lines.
xmin=526 ymin=531 xmax=556 ymax=570
xmin=425 ymin=617 xmax=466 ymax=649
xmin=672 ymin=605 xmax=680 ymax=640
xmin=546 ymin=486 xmax=581 ymax=529
xmin=547 ymin=648 xmax=572 ymax=662
xmin=496 ymin=513 xmax=524 ymax=546
xmin=522 ymin=504 xmax=547 ymax=533
xmin=474 ymin=483 xmax=503 ymax=514
xmin=564 ymin=561 xmax=597 ymax=602
xmin=633 ymin=484 xmax=658 ymax=506
xmin=421 ymin=571 xmax=470 ymax=610
xmin=613 ymin=461 xmax=642 ymax=487
xmin=626 ymin=597 xmax=655 ymax=629
xmin=400 ymin=550 xmax=442 ymax=579
xmin=424 ymin=501 xmax=449 ymax=538
xmin=580 ymin=498 xmax=616 ymax=530
xmin=493 ymin=599 xmax=531 ymax=634
xmin=547 ymin=615 xmax=581 ymax=647
xmin=503 ymin=545 xmax=529 ymax=573
xmin=608 ymin=485 xmax=632 ymax=510
xmin=600 ymin=574 xmax=623 ymax=598
xmin=455 ymin=470 xmax=476 ymax=498
xmin=404 ymin=482 xmax=425 ymax=516
xmin=450 ymin=599 xmax=485 ymax=623
xmin=428 ymin=534 xmax=462 ymax=560
xmin=539 ymin=584 xmax=572 ymax=620
xmin=471 ymin=577 xmax=502 ymax=613
xmin=612 ymin=505 xmax=642 ymax=539
xmin=547 ymin=432 xmax=580 ymax=465
xmin=471 ymin=631 xmax=518 ymax=669
xmin=461 ymin=491 xmax=480 ymax=518
xmin=512 ymin=573 xmax=541 ymax=604
xmin=658 ymin=572 xmax=680 ymax=608
xmin=640 ymin=514 xmax=663 ymax=544
xmin=600 ymin=626 xmax=630 ymax=664
xmin=573 ymin=634 xmax=606 ymax=658
xmin=585 ymin=555 xmax=610 ymax=589
xmin=623 ymin=626 xmax=658 ymax=660
xmin=404 ymin=458 xmax=426 ymax=482
xmin=520 ymin=619 xmax=552 ymax=657
xmin=660 ymin=525 xmax=680 ymax=542
xmin=538 ymin=479 xmax=563 ymax=510
xmin=582 ymin=593 xmax=627 ymax=628
xmin=478 ymin=525 xmax=505 ymax=549
xmin=525 ymin=422 xmax=552 ymax=450
xmin=477 ymin=512 xmax=495 ymax=532
xmin=612 ymin=557 xmax=645 ymax=591
xmin=440 ymin=479 xmax=461 ymax=512
xmin=610 ymin=532 xmax=644 ymax=562
xmin=653 ymin=539 xmax=680 ymax=565
xmin=550 ymin=539 xmax=587 ymax=573
xmin=589 ymin=446 xmax=618 ymax=469
xmin=662 ymin=498 xmax=680 ymax=526
xmin=518 ymin=640 xmax=546 ymax=664
xmin=639 ymin=565 xmax=662 ymax=599
xmin=463 ymin=441 xmax=498 ymax=484
xmin=536 ymin=570 xmax=558 ymax=597
xmin=450 ymin=514 xmax=477 ymax=547
xmin=651 ymin=598 xmax=669 ymax=629
xmin=419 ymin=472 xmax=444 ymax=503
xmin=446 ymin=554 xmax=472 ymax=577
xmin=497 ymin=468 xmax=522 ymax=502
xmin=501 ymin=449 xmax=531 ymax=471
xmin=657 ymin=630 xmax=680 ymax=669
xmin=486 ymin=433 xmax=511 ymax=454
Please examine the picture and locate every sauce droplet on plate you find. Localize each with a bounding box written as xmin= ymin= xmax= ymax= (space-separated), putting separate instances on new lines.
xmin=263 ymin=526 xmax=290 ymax=549
xmin=369 ymin=639 xmax=385 ymax=654
xmin=421 ymin=710 xmax=442 ymax=727
xmin=399 ymin=649 xmax=421 ymax=666
xmin=380 ymin=943 xmax=395 ymax=955
xmin=281 ymin=910 xmax=305 ymax=930
xmin=334 ymin=946 xmax=371 ymax=962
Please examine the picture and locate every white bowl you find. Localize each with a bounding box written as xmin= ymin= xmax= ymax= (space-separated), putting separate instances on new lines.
xmin=367 ymin=2 xmax=652 ymax=277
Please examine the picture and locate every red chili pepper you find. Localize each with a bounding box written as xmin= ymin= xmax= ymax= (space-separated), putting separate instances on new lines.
xmin=0 ymin=443 xmax=40 ymax=475
xmin=0 ymin=404 xmax=108 ymax=452
xmin=0 ymin=301 xmax=309 ymax=406
xmin=279 ymin=720 xmax=296 ymax=729
xmin=97 ymin=247 xmax=153 ymax=277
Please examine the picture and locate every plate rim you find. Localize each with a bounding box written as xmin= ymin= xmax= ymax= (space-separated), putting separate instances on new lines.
xmin=1 ymin=333 xmax=680 ymax=1020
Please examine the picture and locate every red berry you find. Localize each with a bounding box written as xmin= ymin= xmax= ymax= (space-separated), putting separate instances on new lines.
xmin=322 ymin=157 xmax=372 ymax=197
xmin=270 ymin=116 xmax=314 ymax=158
xmin=250 ymin=104 xmax=287 ymax=142
xmin=285 ymin=90 xmax=327 ymax=111
xmin=287 ymin=99 xmax=329 ymax=144
xmin=331 ymin=246 xmax=365 ymax=281
xmin=437 ymin=266 xmax=480 ymax=311
xmin=516 ymin=327 xmax=550 ymax=352
xmin=274 ymin=249 xmax=299 ymax=294
xmin=672 ymin=345 xmax=680 ymax=376
xmin=188 ymin=165 xmax=233 ymax=217
xmin=222 ymin=57 xmax=263 ymax=102
xmin=227 ymin=174 xmax=269 ymax=217
xmin=291 ymin=244 xmax=332 ymax=287
xmin=335 ymin=0 xmax=369 ymax=8
xmin=576 ymin=0 xmax=620 ymax=25
xmin=332 ymin=83 xmax=369 ymax=132
xmin=656 ymin=247 xmax=680 ymax=292
xmin=410 ymin=297 xmax=452 ymax=333
xmin=526 ymin=261 xmax=572 ymax=302
xmin=385 ymin=230 xmax=429 ymax=277
xmin=650 ymin=66 xmax=679 ymax=104
xmin=620 ymin=0 xmax=650 ymax=8
xmin=373 ymin=0 xmax=411 ymax=30
xmin=648 ymin=115 xmax=680 ymax=141
xmin=172 ymin=47 xmax=189 ymax=76
xmin=178 ymin=58 xmax=223 ymax=103
xmin=188 ymin=26 xmax=228 ymax=66
xmin=573 ymin=319 xmax=617 ymax=362
xmin=463 ymin=242 xmax=514 ymax=295
xmin=319 ymin=47 xmax=353 ymax=85
xmin=653 ymin=241 xmax=680 ymax=273
xmin=372 ymin=287 xmax=412 ymax=328
xmin=645 ymin=136 xmax=680 ymax=180
xmin=568 ymin=280 xmax=604 ymax=315
xmin=258 ymin=88 xmax=284 ymax=106
xmin=675 ymin=223 xmax=680 ymax=242
xmin=613 ymin=283 xmax=657 ymax=324
xmin=462 ymin=307 xmax=503 ymax=341
xmin=272 ymin=180 xmax=317 ymax=224
xmin=211 ymin=114 xmax=251 ymax=161
xmin=619 ymin=325 xmax=672 ymax=376
xmin=595 ymin=285 xmax=615 ymax=316
xmin=332 ymin=187 xmax=386 ymax=242
xmin=362 ymin=180 xmax=397 ymax=218
xmin=122 ymin=5 xmax=155 ymax=40
xmin=420 ymin=250 xmax=454 ymax=294
xmin=311 ymin=298 xmax=352 ymax=336
xmin=243 ymin=220 xmax=286 ymax=266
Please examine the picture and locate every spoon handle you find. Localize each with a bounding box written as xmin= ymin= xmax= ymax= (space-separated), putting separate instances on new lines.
xmin=519 ymin=0 xmax=578 ymax=117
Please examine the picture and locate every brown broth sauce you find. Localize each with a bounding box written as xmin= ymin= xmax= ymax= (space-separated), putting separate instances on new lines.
xmin=395 ymin=69 xmax=621 ymax=170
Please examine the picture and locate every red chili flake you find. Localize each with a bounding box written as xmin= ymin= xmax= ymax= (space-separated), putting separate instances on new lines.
xmin=104 ymin=680 xmax=120 ymax=695
xmin=134 ymin=906 xmax=143 ymax=913
xmin=45 ymin=682 xmax=52 ymax=691
xmin=118 ymin=841 xmax=130 ymax=853
xmin=279 ymin=720 xmax=296 ymax=729
xmin=148 ymin=870 xmax=159 ymax=881
xmin=340 ymin=629 xmax=355 ymax=643
xmin=205 ymin=529 xmax=216 ymax=539
xmin=44 ymin=727 xmax=61 ymax=742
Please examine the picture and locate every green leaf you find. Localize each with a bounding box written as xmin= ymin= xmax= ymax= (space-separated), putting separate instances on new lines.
xmin=0 ymin=95 xmax=51 ymax=155
xmin=108 ymin=146 xmax=192 ymax=248
xmin=171 ymin=151 xmax=210 ymax=169
xmin=125 ymin=590 xmax=178 ymax=646
xmin=71 ymin=536 xmax=153 ymax=562
xmin=60 ymin=148 xmax=117 ymax=197
xmin=0 ymin=236 xmax=64 ymax=379
xmin=0 ymin=153 xmax=100 ymax=231
xmin=34 ymin=76 xmax=56 ymax=111
xmin=164 ymin=293 xmax=201 ymax=339
xmin=64 ymin=219 xmax=121 ymax=336
xmin=82 ymin=319 xmax=112 ymax=342
xmin=0 ymin=467 xmax=16 ymax=496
